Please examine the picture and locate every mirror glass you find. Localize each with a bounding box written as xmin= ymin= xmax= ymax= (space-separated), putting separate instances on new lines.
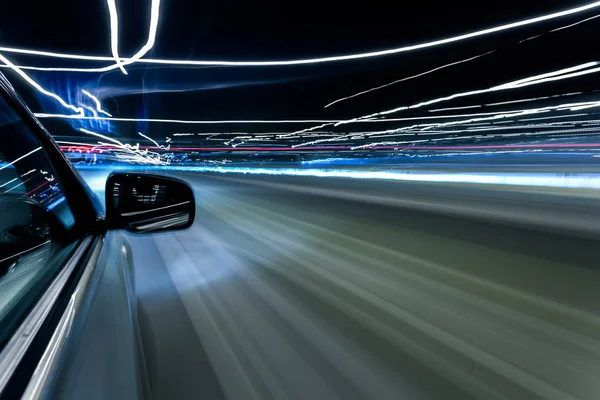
xmin=106 ymin=173 xmax=195 ymax=233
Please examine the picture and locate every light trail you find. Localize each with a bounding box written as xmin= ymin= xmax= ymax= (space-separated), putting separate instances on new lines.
xmin=324 ymin=50 xmax=497 ymax=108
xmin=79 ymin=128 xmax=126 ymax=146
xmin=0 ymin=0 xmax=158 ymax=75
xmin=293 ymin=62 xmax=600 ymax=137
xmin=428 ymin=92 xmax=586 ymax=112
xmin=79 ymin=128 xmax=169 ymax=165
xmin=81 ymin=105 xmax=98 ymax=117
xmin=138 ymin=132 xmax=169 ymax=150
xmin=97 ymin=0 xmax=162 ymax=73
xmin=0 ymin=1 xmax=599 ymax=68
xmin=106 ymin=0 xmax=127 ymax=74
xmin=81 ymin=90 xmax=112 ymax=117
xmin=0 ymin=53 xmax=84 ymax=116
xmin=116 ymin=0 xmax=161 ymax=71
xmin=36 ymin=111 xmax=576 ymax=131
xmin=324 ymin=10 xmax=600 ymax=108
xmin=0 ymin=147 xmax=42 ymax=172
xmin=34 ymin=115 xmax=349 ymax=124
xmin=546 ymin=13 xmax=600 ymax=33
xmin=364 ymin=62 xmax=599 ymax=119
xmin=56 ymin=140 xmax=106 ymax=153
xmin=99 ymin=166 xmax=600 ymax=190
xmin=61 ymin=143 xmax=600 ymax=152
xmin=519 ymin=13 xmax=600 ymax=43
xmin=293 ymin=100 xmax=600 ymax=147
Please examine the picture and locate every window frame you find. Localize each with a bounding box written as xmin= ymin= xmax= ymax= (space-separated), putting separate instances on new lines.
xmin=0 ymin=73 xmax=104 ymax=239
xmin=0 ymin=72 xmax=108 ymax=398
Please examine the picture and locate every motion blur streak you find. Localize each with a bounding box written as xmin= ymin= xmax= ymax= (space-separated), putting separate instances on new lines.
xmin=99 ymin=0 xmax=161 ymax=73
xmin=81 ymin=169 xmax=600 ymax=400
xmin=326 ymin=11 xmax=600 ymax=109
xmin=346 ymin=62 xmax=599 ymax=121
xmin=171 ymin=167 xmax=600 ymax=189
xmin=520 ymin=13 xmax=600 ymax=42
xmin=83 ymin=165 xmax=600 ymax=190
xmin=0 ymin=147 xmax=41 ymax=171
xmin=0 ymin=53 xmax=83 ymax=116
xmin=81 ymin=90 xmax=112 ymax=117
xmin=0 ymin=1 xmax=598 ymax=67
xmin=106 ymin=0 xmax=127 ymax=74
xmin=79 ymin=129 xmax=168 ymax=165
xmin=324 ymin=50 xmax=497 ymax=108
xmin=138 ymin=132 xmax=169 ymax=150
xmin=33 ymin=114 xmax=349 ymax=124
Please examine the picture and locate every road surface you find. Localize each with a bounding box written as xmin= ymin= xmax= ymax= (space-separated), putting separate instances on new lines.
xmin=101 ymin=172 xmax=600 ymax=400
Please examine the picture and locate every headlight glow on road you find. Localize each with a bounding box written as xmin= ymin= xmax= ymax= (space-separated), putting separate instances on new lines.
xmin=80 ymin=165 xmax=600 ymax=191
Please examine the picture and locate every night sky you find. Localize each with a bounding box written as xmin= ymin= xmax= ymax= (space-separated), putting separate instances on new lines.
xmin=0 ymin=0 xmax=599 ymax=153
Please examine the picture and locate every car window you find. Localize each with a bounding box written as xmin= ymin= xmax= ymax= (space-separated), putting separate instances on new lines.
xmin=0 ymin=94 xmax=79 ymax=346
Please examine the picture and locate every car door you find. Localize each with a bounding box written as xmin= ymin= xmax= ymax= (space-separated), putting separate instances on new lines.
xmin=0 ymin=73 xmax=145 ymax=400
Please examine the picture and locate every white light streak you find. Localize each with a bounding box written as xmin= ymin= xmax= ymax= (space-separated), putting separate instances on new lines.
xmin=374 ymin=62 xmax=599 ymax=118
xmin=165 ymin=166 xmax=600 ymax=190
xmin=35 ymin=115 xmax=345 ymax=124
xmin=324 ymin=50 xmax=496 ymax=108
xmin=79 ymin=128 xmax=169 ymax=165
xmin=0 ymin=147 xmax=42 ymax=172
xmin=81 ymin=90 xmax=112 ymax=117
xmin=292 ymin=62 xmax=600 ymax=137
xmin=294 ymin=100 xmax=600 ymax=147
xmin=428 ymin=92 xmax=585 ymax=112
xmin=520 ymin=13 xmax=600 ymax=43
xmin=106 ymin=0 xmax=127 ymax=74
xmin=0 ymin=53 xmax=83 ymax=116
xmin=0 ymin=177 xmax=18 ymax=189
xmin=0 ymin=0 xmax=160 ymax=76
xmin=0 ymin=1 xmax=598 ymax=67
xmin=82 ymin=105 xmax=98 ymax=117
xmin=118 ymin=0 xmax=161 ymax=70
xmin=138 ymin=132 xmax=169 ymax=149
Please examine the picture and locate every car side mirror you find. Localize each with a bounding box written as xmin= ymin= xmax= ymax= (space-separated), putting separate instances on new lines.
xmin=105 ymin=173 xmax=195 ymax=233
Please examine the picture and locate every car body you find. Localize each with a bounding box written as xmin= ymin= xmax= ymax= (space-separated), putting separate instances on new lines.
xmin=0 ymin=72 xmax=194 ymax=399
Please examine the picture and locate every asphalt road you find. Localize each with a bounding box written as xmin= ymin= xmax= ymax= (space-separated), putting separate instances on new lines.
xmin=118 ymin=172 xmax=600 ymax=400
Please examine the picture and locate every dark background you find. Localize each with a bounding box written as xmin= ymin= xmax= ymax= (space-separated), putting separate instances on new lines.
xmin=0 ymin=0 xmax=598 ymax=146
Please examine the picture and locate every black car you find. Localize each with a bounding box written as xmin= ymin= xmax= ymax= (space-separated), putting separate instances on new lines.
xmin=0 ymin=72 xmax=193 ymax=399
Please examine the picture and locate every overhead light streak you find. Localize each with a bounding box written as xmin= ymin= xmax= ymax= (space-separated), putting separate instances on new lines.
xmin=330 ymin=15 xmax=593 ymax=112
xmin=0 ymin=0 xmax=161 ymax=74
xmin=32 ymin=112 xmax=541 ymax=129
xmin=0 ymin=1 xmax=598 ymax=67
xmin=80 ymin=128 xmax=168 ymax=165
xmin=138 ymin=132 xmax=169 ymax=150
xmin=428 ymin=92 xmax=586 ymax=112
xmin=106 ymin=0 xmax=127 ymax=74
xmin=370 ymin=62 xmax=599 ymax=118
xmin=520 ymin=13 xmax=600 ymax=43
xmin=99 ymin=0 xmax=162 ymax=73
xmin=324 ymin=50 xmax=497 ymax=108
xmin=570 ymin=103 xmax=600 ymax=111
xmin=81 ymin=90 xmax=112 ymax=117
xmin=81 ymin=105 xmax=98 ymax=117
xmin=34 ymin=115 xmax=349 ymax=124
xmin=116 ymin=0 xmax=161 ymax=70
xmin=0 ymin=53 xmax=83 ymax=116
xmin=293 ymin=100 xmax=600 ymax=147
xmin=0 ymin=147 xmax=42 ymax=172
xmin=294 ymin=63 xmax=600 ymax=136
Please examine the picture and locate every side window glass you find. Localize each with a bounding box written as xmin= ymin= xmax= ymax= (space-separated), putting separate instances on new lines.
xmin=0 ymin=93 xmax=77 ymax=334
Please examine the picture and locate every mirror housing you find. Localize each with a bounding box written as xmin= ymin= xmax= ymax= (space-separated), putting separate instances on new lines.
xmin=105 ymin=173 xmax=195 ymax=233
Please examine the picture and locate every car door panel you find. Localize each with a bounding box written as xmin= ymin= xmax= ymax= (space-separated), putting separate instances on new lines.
xmin=25 ymin=232 xmax=143 ymax=400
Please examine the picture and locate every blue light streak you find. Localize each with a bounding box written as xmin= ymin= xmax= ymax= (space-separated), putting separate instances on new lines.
xmin=78 ymin=164 xmax=600 ymax=191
